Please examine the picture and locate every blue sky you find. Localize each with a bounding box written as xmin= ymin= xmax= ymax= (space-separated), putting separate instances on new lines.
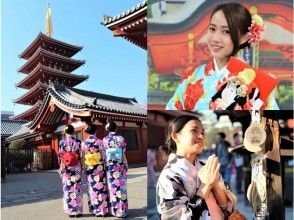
xmin=1 ymin=0 xmax=146 ymax=115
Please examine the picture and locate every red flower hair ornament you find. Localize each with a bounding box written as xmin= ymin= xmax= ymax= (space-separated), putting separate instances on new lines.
xmin=248 ymin=14 xmax=265 ymax=45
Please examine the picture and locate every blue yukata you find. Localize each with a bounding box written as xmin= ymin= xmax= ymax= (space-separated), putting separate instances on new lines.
xmin=103 ymin=132 xmax=128 ymax=218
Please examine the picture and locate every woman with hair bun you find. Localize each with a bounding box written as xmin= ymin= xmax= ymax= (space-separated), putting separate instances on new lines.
xmin=156 ymin=115 xmax=237 ymax=220
xmin=166 ymin=3 xmax=279 ymax=110
xmin=58 ymin=124 xmax=83 ymax=217
xmin=82 ymin=123 xmax=108 ymax=217
xmin=103 ymin=120 xmax=128 ymax=218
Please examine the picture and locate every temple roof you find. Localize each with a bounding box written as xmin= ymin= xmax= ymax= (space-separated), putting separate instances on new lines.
xmin=49 ymin=83 xmax=146 ymax=116
xmin=16 ymin=64 xmax=88 ymax=89
xmin=18 ymin=47 xmax=85 ymax=74
xmin=14 ymin=81 xmax=48 ymax=105
xmin=19 ymin=32 xmax=83 ymax=59
xmin=10 ymin=101 xmax=41 ymax=121
xmin=29 ymin=83 xmax=147 ymax=130
xmin=102 ymin=0 xmax=147 ymax=50
xmin=1 ymin=120 xmax=26 ymax=138
xmin=4 ymin=122 xmax=39 ymax=143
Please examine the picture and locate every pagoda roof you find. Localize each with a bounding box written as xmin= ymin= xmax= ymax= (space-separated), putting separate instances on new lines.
xmin=16 ymin=63 xmax=88 ymax=89
xmin=18 ymin=47 xmax=85 ymax=74
xmin=102 ymin=0 xmax=147 ymax=50
xmin=19 ymin=32 xmax=83 ymax=59
xmin=10 ymin=101 xmax=41 ymax=121
xmin=14 ymin=81 xmax=48 ymax=105
xmin=29 ymin=83 xmax=147 ymax=130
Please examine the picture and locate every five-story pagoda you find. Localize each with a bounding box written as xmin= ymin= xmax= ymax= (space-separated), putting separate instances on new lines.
xmin=11 ymin=4 xmax=88 ymax=121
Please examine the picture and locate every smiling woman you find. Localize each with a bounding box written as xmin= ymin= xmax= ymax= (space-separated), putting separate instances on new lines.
xmin=166 ymin=3 xmax=279 ymax=111
xmin=156 ymin=115 xmax=237 ymax=220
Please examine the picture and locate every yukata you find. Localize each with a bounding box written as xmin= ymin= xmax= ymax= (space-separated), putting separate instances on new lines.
xmin=103 ymin=132 xmax=128 ymax=217
xmin=157 ymin=154 xmax=237 ymax=220
xmin=166 ymin=57 xmax=279 ymax=110
xmin=58 ymin=136 xmax=83 ymax=216
xmin=82 ymin=135 xmax=108 ymax=216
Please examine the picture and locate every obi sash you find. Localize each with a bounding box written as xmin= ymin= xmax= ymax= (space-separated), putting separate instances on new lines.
xmin=61 ymin=152 xmax=79 ymax=166
xmin=84 ymin=152 xmax=102 ymax=166
xmin=106 ymin=147 xmax=123 ymax=161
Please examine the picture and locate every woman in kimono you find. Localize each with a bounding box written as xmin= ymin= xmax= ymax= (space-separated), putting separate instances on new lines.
xmin=156 ymin=115 xmax=237 ymax=220
xmin=103 ymin=120 xmax=128 ymax=217
xmin=58 ymin=125 xmax=83 ymax=217
xmin=166 ymin=3 xmax=279 ymax=110
xmin=82 ymin=123 xmax=108 ymax=216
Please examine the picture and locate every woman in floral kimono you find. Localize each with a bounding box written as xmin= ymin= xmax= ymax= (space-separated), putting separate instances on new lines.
xmin=82 ymin=123 xmax=108 ymax=217
xmin=58 ymin=125 xmax=83 ymax=217
xmin=157 ymin=115 xmax=237 ymax=220
xmin=103 ymin=120 xmax=128 ymax=217
xmin=166 ymin=3 xmax=279 ymax=110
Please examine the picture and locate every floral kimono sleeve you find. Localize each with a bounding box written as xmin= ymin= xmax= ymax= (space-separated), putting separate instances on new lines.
xmin=58 ymin=140 xmax=65 ymax=176
xmin=216 ymin=176 xmax=237 ymax=213
xmin=264 ymin=90 xmax=279 ymax=110
xmin=166 ymin=79 xmax=189 ymax=110
xmin=157 ymin=172 xmax=208 ymax=220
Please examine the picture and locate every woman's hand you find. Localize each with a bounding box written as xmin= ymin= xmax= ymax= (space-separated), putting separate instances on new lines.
xmin=197 ymin=155 xmax=220 ymax=199
xmin=198 ymin=155 xmax=220 ymax=186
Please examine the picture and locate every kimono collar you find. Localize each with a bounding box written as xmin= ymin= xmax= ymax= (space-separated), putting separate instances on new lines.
xmin=213 ymin=58 xmax=228 ymax=75
xmin=109 ymin=131 xmax=116 ymax=135
xmin=175 ymin=155 xmax=200 ymax=179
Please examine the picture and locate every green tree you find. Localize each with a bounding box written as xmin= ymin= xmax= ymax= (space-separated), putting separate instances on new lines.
xmin=8 ymin=139 xmax=28 ymax=150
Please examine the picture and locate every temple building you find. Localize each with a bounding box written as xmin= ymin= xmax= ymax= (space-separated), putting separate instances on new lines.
xmin=5 ymin=3 xmax=147 ymax=167
xmin=11 ymin=4 xmax=88 ymax=121
xmin=102 ymin=0 xmax=147 ymax=50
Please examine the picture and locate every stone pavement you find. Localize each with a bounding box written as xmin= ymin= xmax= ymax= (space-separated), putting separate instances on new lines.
xmin=1 ymin=166 xmax=147 ymax=220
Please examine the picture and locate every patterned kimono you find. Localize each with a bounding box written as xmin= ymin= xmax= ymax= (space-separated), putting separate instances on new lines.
xmin=103 ymin=132 xmax=128 ymax=217
xmin=157 ymin=154 xmax=237 ymax=220
xmin=166 ymin=57 xmax=279 ymax=110
xmin=82 ymin=135 xmax=108 ymax=216
xmin=58 ymin=136 xmax=83 ymax=216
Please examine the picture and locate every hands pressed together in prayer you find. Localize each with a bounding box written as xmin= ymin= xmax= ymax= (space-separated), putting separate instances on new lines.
xmin=197 ymin=155 xmax=229 ymax=208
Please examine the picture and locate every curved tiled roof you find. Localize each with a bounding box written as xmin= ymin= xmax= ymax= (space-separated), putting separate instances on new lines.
xmin=103 ymin=0 xmax=147 ymax=25
xmin=48 ymin=83 xmax=147 ymax=116
xmin=1 ymin=120 xmax=26 ymax=137
xmin=29 ymin=82 xmax=147 ymax=130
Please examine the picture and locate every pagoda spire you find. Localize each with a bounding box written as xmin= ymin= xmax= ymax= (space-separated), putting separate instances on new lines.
xmin=45 ymin=3 xmax=53 ymax=37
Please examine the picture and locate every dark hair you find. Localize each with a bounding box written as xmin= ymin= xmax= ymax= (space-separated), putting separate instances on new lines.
xmin=211 ymin=3 xmax=252 ymax=56
xmin=64 ymin=124 xmax=74 ymax=135
xmin=85 ymin=123 xmax=97 ymax=135
xmin=164 ymin=115 xmax=201 ymax=154
xmin=218 ymin=132 xmax=226 ymax=139
xmin=105 ymin=120 xmax=117 ymax=132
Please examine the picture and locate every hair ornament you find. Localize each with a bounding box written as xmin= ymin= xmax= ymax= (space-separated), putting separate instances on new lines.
xmin=248 ymin=13 xmax=265 ymax=45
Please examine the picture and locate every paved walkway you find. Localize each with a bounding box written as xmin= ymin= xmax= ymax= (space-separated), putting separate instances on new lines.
xmin=1 ymin=166 xmax=147 ymax=220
